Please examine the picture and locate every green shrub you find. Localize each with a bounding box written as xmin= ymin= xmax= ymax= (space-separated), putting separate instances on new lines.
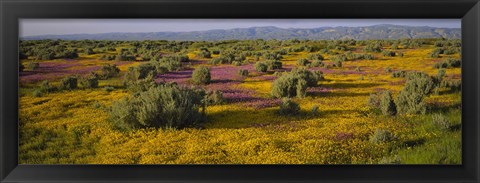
xmin=238 ymin=69 xmax=249 ymax=77
xmin=80 ymin=73 xmax=99 ymax=89
xmin=254 ymin=62 xmax=268 ymax=72
xmin=395 ymin=72 xmax=434 ymax=114
xmin=60 ymin=76 xmax=78 ymax=90
xmin=26 ymin=62 xmax=40 ymax=70
xmin=382 ymin=50 xmax=396 ymax=57
xmin=32 ymin=89 xmax=44 ymax=97
xmin=333 ymin=60 xmax=342 ymax=68
xmin=311 ymin=105 xmax=319 ymax=115
xmin=434 ymin=58 xmax=461 ymax=69
xmin=430 ymin=48 xmax=443 ymax=58
xmin=100 ymin=54 xmax=116 ymax=61
xmin=192 ymin=66 xmax=211 ymax=85
xmin=385 ymin=67 xmax=392 ymax=73
xmin=125 ymin=74 xmax=156 ymax=94
xmin=368 ymin=93 xmax=381 ymax=109
xmin=265 ymin=60 xmax=282 ymax=70
xmin=271 ymin=68 xmax=322 ymax=98
xmin=85 ymin=48 xmax=95 ymax=55
xmin=370 ymin=129 xmax=395 ymax=144
xmin=311 ymin=60 xmax=324 ymax=67
xmin=39 ymin=80 xmax=56 ymax=93
xmin=392 ymin=70 xmax=408 ymax=78
xmin=297 ymin=58 xmax=310 ymax=66
xmin=441 ymin=80 xmax=461 ymax=92
xmin=104 ymin=86 xmax=115 ymax=92
xmin=232 ymin=61 xmax=242 ymax=66
xmin=278 ymin=98 xmax=300 ymax=116
xmin=197 ymin=50 xmax=211 ymax=58
xmin=307 ymin=53 xmax=324 ymax=60
xmin=431 ymin=113 xmax=451 ymax=130
xmin=205 ymin=90 xmax=225 ymax=105
xmin=380 ymin=90 xmax=397 ymax=116
xmin=109 ymin=84 xmax=206 ymax=131
xmin=100 ymin=64 xmax=120 ymax=79
xmin=364 ymin=43 xmax=382 ymax=53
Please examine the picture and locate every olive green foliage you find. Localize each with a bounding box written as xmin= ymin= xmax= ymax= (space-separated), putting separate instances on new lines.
xmin=391 ymin=70 xmax=408 ymax=78
xmin=100 ymin=64 xmax=120 ymax=79
xmin=310 ymin=60 xmax=324 ymax=67
xmin=396 ymin=72 xmax=434 ymax=114
xmin=434 ymin=58 xmax=461 ymax=69
xmin=278 ymin=98 xmax=300 ymax=116
xmin=368 ymin=92 xmax=381 ymax=109
xmin=109 ymin=84 xmax=207 ymax=131
xmin=191 ymin=66 xmax=211 ymax=85
xmin=370 ymin=129 xmax=395 ymax=144
xmin=238 ymin=69 xmax=249 ymax=77
xmin=382 ymin=50 xmax=396 ymax=57
xmin=265 ymin=60 xmax=282 ymax=70
xmin=307 ymin=53 xmax=324 ymax=60
xmin=80 ymin=72 xmax=99 ymax=89
xmin=205 ymin=90 xmax=225 ymax=105
xmin=297 ymin=58 xmax=310 ymax=66
xmin=379 ymin=90 xmax=397 ymax=116
xmin=364 ymin=43 xmax=382 ymax=53
xmin=431 ymin=113 xmax=451 ymax=130
xmin=61 ymin=76 xmax=78 ymax=90
xmin=254 ymin=62 xmax=268 ymax=72
xmin=271 ymin=68 xmax=323 ymax=98
xmin=26 ymin=62 xmax=40 ymax=70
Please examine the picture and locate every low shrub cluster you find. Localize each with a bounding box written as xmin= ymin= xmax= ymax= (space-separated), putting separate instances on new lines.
xmin=109 ymin=84 xmax=207 ymax=131
xmin=271 ymin=68 xmax=323 ymax=98
xmin=237 ymin=69 xmax=249 ymax=77
xmin=278 ymin=98 xmax=300 ymax=116
xmin=191 ymin=66 xmax=211 ymax=85
xmin=434 ymin=58 xmax=461 ymax=69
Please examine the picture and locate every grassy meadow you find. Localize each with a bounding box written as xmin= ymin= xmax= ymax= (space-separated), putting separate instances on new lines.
xmin=19 ymin=38 xmax=461 ymax=164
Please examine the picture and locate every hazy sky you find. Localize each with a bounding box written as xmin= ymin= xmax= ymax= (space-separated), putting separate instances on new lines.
xmin=20 ymin=19 xmax=461 ymax=37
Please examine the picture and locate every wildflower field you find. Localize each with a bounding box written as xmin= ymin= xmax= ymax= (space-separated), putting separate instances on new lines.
xmin=19 ymin=38 xmax=461 ymax=164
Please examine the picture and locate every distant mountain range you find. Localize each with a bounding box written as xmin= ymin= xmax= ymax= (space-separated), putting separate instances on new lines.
xmin=22 ymin=24 xmax=461 ymax=41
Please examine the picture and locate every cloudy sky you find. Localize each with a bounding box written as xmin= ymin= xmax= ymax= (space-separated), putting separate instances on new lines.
xmin=20 ymin=19 xmax=461 ymax=37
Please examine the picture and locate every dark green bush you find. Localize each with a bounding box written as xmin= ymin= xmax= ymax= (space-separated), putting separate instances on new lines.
xmin=311 ymin=60 xmax=324 ymax=67
xmin=271 ymin=68 xmax=322 ymax=98
xmin=278 ymin=98 xmax=300 ymax=116
xmin=382 ymin=50 xmax=396 ymax=57
xmin=431 ymin=113 xmax=451 ymax=130
xmin=205 ymin=90 xmax=225 ymax=105
xmin=297 ymin=58 xmax=310 ymax=66
xmin=109 ymin=84 xmax=206 ymax=131
xmin=265 ymin=60 xmax=282 ymax=70
xmin=101 ymin=64 xmax=120 ymax=79
xmin=191 ymin=66 xmax=211 ymax=85
xmin=391 ymin=70 xmax=408 ymax=78
xmin=368 ymin=92 xmax=381 ymax=109
xmin=434 ymin=58 xmax=461 ymax=69
xmin=307 ymin=53 xmax=324 ymax=60
xmin=395 ymin=72 xmax=434 ymax=114
xmin=39 ymin=80 xmax=56 ymax=93
xmin=60 ymin=76 xmax=78 ymax=90
xmin=85 ymin=48 xmax=95 ymax=55
xmin=370 ymin=129 xmax=395 ymax=144
xmin=238 ymin=69 xmax=249 ymax=77
xmin=26 ymin=62 xmax=40 ymax=70
xmin=197 ymin=50 xmax=211 ymax=58
xmin=254 ymin=62 xmax=268 ymax=72
xmin=380 ymin=90 xmax=397 ymax=116
xmin=80 ymin=73 xmax=99 ymax=89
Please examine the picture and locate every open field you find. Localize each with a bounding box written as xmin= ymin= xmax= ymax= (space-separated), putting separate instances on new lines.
xmin=19 ymin=38 xmax=461 ymax=164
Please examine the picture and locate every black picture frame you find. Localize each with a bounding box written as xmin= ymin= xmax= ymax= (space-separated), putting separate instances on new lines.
xmin=1 ymin=0 xmax=479 ymax=182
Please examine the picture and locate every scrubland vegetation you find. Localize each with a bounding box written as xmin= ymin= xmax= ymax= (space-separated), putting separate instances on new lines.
xmin=19 ymin=38 xmax=461 ymax=164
